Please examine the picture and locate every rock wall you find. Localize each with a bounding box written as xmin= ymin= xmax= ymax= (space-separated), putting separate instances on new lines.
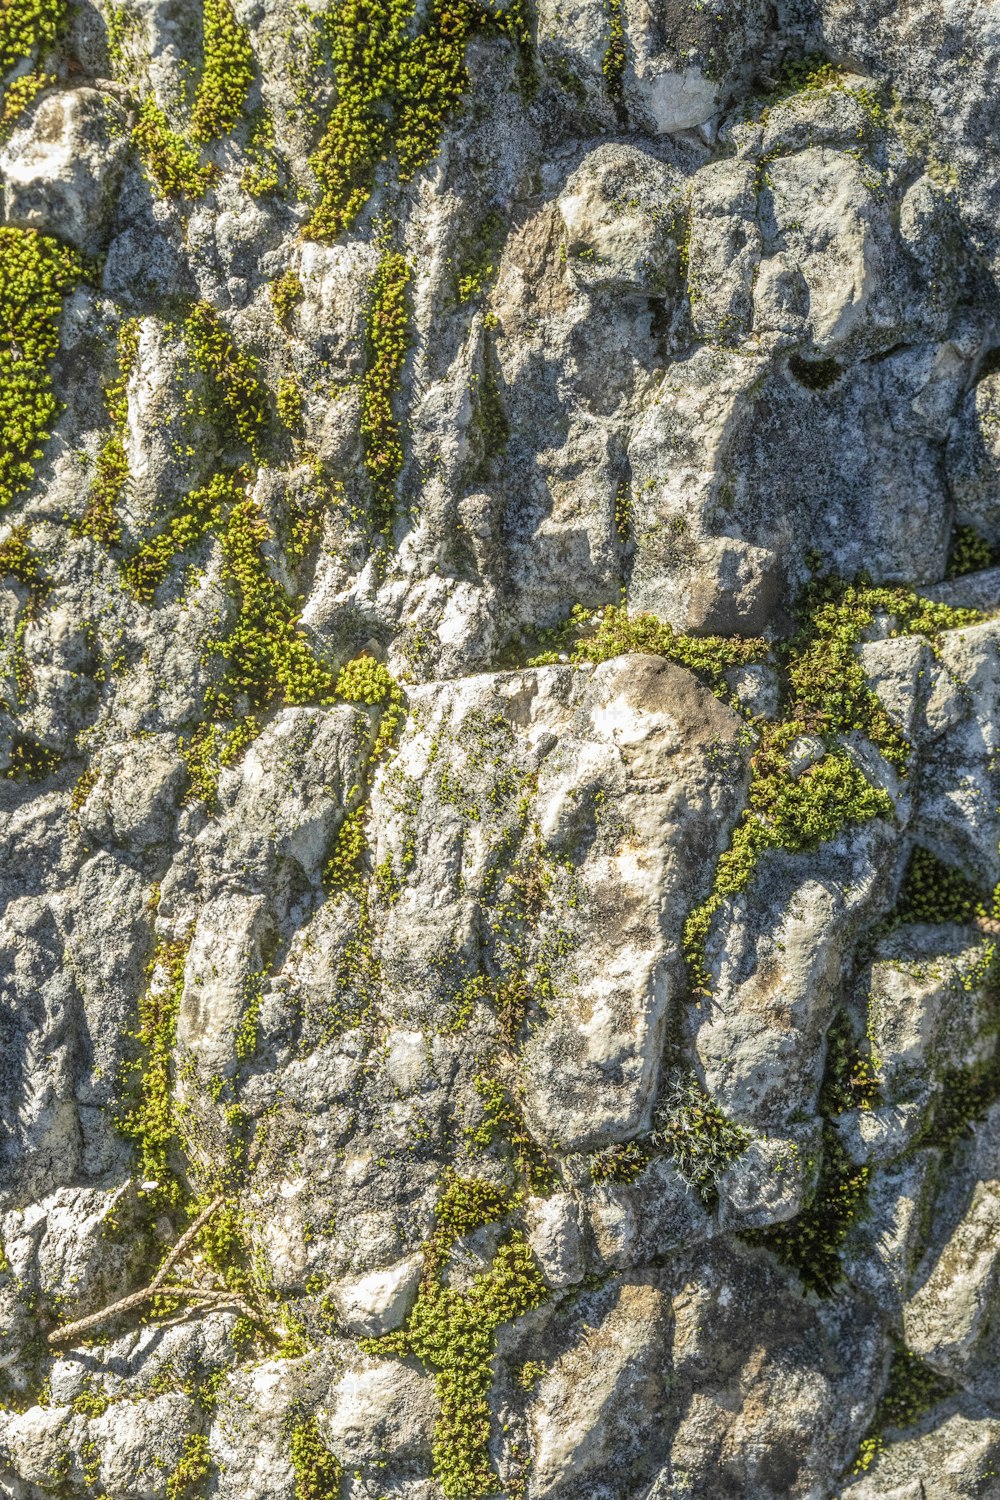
xmin=2 ymin=0 xmax=1000 ymax=1496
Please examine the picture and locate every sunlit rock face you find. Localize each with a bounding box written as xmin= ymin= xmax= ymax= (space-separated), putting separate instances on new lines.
xmin=3 ymin=0 xmax=1000 ymax=1495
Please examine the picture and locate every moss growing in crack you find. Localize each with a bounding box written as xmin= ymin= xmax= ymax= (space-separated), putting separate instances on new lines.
xmin=362 ymin=1178 xmax=545 ymax=1500
xmin=589 ymin=1140 xmax=648 ymax=1184
xmin=852 ymin=1348 xmax=955 ymax=1473
xmin=307 ymin=0 xmax=530 ymax=241
xmin=277 ymin=374 xmax=304 ymax=431
xmin=455 ymin=209 xmax=506 ymax=303
xmin=683 ymin=579 xmax=983 ymax=996
xmin=190 ymin=0 xmax=255 ymax=143
xmin=80 ymin=317 xmax=140 ymax=546
xmin=0 ymin=523 xmax=48 ymax=704
xmin=528 ymin=603 xmax=765 ymax=692
xmin=602 ymin=0 xmax=625 ymax=104
xmin=361 ymin=247 xmax=411 ymax=532
xmin=123 ymin=469 xmax=242 ymax=602
xmin=184 ymin=302 xmax=269 ymax=459
xmin=893 ymin=844 xmax=994 ymax=927
xmin=323 ymin=659 xmax=406 ymax=894
xmin=788 ymin=353 xmax=841 ymax=390
xmin=165 ymin=1433 xmax=212 ymax=1499
xmin=650 ymin=1073 xmax=751 ymax=1201
xmin=947 ymin=524 xmax=994 ymax=578
xmin=0 ymin=227 xmax=80 ymax=512
xmin=118 ymin=939 xmax=189 ymax=1210
xmin=288 ymin=1412 xmax=343 ymax=1500
xmin=820 ymin=1010 xmax=880 ymax=1115
xmin=133 ymin=97 xmax=214 ymax=199
xmin=748 ymin=1122 xmax=868 ymax=1295
xmin=0 ymin=0 xmax=66 ymax=75
xmin=270 ymin=269 xmax=303 ymax=331
xmin=468 ymin=1073 xmax=556 ymax=1194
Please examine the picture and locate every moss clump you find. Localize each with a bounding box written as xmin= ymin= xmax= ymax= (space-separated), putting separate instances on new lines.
xmin=133 ymin=97 xmax=214 ymax=198
xmin=853 ymin=1348 xmax=955 ymax=1473
xmin=683 ymin=578 xmax=983 ymax=995
xmin=190 ymin=0 xmax=255 ymax=143
xmin=650 ymin=1074 xmax=751 ymax=1200
xmin=0 ymin=227 xmax=80 ymax=511
xmin=118 ymin=940 xmax=188 ymax=1209
xmin=270 ymin=269 xmax=304 ymax=331
xmin=947 ymin=523 xmax=994 ymax=578
xmin=468 ymin=1073 xmax=556 ymax=1194
xmin=361 ymin=247 xmax=411 ymax=531
xmin=79 ymin=317 xmax=140 ymax=546
xmin=455 ymin=209 xmax=506 ymax=303
xmin=184 ymin=302 xmax=269 ymax=458
xmin=0 ymin=0 xmax=66 ymax=74
xmin=748 ymin=1123 xmax=868 ymax=1294
xmin=123 ymin=469 xmax=240 ymax=602
xmin=276 ymin=375 xmax=304 ymax=431
xmin=307 ymin=0 xmax=529 ymax=242
xmin=820 ymin=1011 xmax=880 ymax=1115
xmin=893 ymin=844 xmax=994 ymax=927
xmin=528 ymin=602 xmax=765 ymax=692
xmin=288 ymin=1413 xmax=343 ymax=1500
xmin=0 ymin=522 xmax=48 ymax=703
xmin=602 ymin=0 xmax=625 ymax=103
xmin=363 ymin=1179 xmax=545 ymax=1500
xmin=165 ymin=1433 xmax=212 ymax=1499
xmin=589 ymin=1140 xmax=648 ymax=1184
xmin=0 ymin=70 xmax=51 ymax=137
xmin=5 ymin=734 xmax=61 ymax=779
xmin=788 ymin=353 xmax=841 ymax=390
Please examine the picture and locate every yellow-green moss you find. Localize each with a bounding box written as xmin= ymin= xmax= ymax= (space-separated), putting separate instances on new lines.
xmin=288 ymin=1413 xmax=343 ymax=1500
xmin=361 ymin=246 xmax=410 ymax=531
xmin=184 ymin=302 xmax=269 ymax=458
xmin=852 ymin=1349 xmax=955 ymax=1473
xmin=0 ymin=522 xmax=47 ymax=704
xmin=276 ymin=374 xmax=304 ymax=431
xmin=947 ymin=523 xmax=994 ymax=578
xmin=602 ymin=0 xmax=625 ymax=103
xmin=0 ymin=69 xmax=51 ymax=136
xmin=0 ymin=0 xmax=66 ymax=75
xmin=133 ymin=97 xmax=214 ymax=198
xmin=362 ymin=1178 xmax=545 ymax=1499
xmin=683 ymin=579 xmax=983 ymax=996
xmin=747 ymin=1123 xmax=868 ymax=1294
xmin=79 ymin=317 xmax=139 ymax=546
xmin=118 ymin=939 xmax=189 ymax=1209
xmin=270 ymin=269 xmax=304 ymax=331
xmin=307 ymin=0 xmax=530 ymax=242
xmin=190 ymin=0 xmax=255 ymax=142
xmin=165 ymin=1433 xmax=212 ymax=1500
xmin=0 ymin=227 xmax=80 ymax=511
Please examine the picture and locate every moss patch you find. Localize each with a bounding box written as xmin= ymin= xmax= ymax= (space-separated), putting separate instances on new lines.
xmin=79 ymin=317 xmax=140 ymax=546
xmin=361 ymin=246 xmax=411 ymax=532
xmin=0 ymin=227 xmax=80 ymax=511
xmin=190 ymin=0 xmax=255 ymax=143
xmin=133 ymin=97 xmax=214 ymax=199
xmin=362 ymin=1175 xmax=545 ymax=1499
xmin=289 ymin=1413 xmax=343 ymax=1499
xmin=307 ymin=0 xmax=530 ymax=242
xmin=0 ymin=0 xmax=66 ymax=75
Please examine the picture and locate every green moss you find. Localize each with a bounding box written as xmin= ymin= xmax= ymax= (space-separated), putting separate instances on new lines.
xmin=362 ymin=1180 xmax=545 ymax=1499
xmin=602 ymin=0 xmax=625 ymax=103
xmin=0 ymin=70 xmax=51 ymax=137
xmin=361 ymin=247 xmax=411 ymax=531
xmin=528 ymin=603 xmax=765 ymax=692
xmin=0 ymin=522 xmax=48 ymax=704
xmin=748 ymin=1123 xmax=868 ymax=1294
xmin=184 ymin=302 xmax=269 ymax=458
xmin=820 ymin=1011 xmax=880 ymax=1115
xmin=0 ymin=0 xmax=66 ymax=75
xmin=588 ymin=1140 xmax=648 ymax=1184
xmin=288 ymin=1413 xmax=343 ymax=1500
xmin=455 ymin=209 xmax=506 ymax=303
xmin=79 ymin=317 xmax=140 ymax=546
xmin=118 ymin=939 xmax=189 ymax=1210
xmin=893 ymin=844 xmax=992 ymax=927
xmin=853 ymin=1348 xmax=955 ymax=1473
xmin=947 ymin=523 xmax=994 ymax=578
xmin=650 ymin=1074 xmax=751 ymax=1201
xmin=324 ymin=802 xmax=368 ymax=898
xmin=788 ymin=353 xmax=841 ymax=390
xmin=240 ymin=105 xmax=281 ymax=195
xmin=133 ymin=97 xmax=214 ymax=198
xmin=5 ymin=734 xmax=61 ymax=780
xmin=165 ymin=1433 xmax=212 ymax=1500
xmin=270 ymin=269 xmax=304 ymax=331
xmin=468 ymin=1073 xmax=556 ymax=1194
xmin=0 ymin=227 xmax=80 ymax=511
xmin=123 ymin=469 xmax=241 ymax=603
xmin=683 ymin=579 xmax=983 ymax=996
xmin=190 ymin=0 xmax=255 ymax=143
xmin=307 ymin=0 xmax=530 ymax=242
xmin=277 ymin=374 xmax=305 ymax=431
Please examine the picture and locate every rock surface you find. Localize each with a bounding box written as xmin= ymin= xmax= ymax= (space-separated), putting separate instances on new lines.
xmin=1 ymin=1 xmax=1000 ymax=1497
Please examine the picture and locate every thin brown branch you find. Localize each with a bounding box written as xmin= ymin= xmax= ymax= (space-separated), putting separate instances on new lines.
xmin=47 ymin=1195 xmax=226 ymax=1347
